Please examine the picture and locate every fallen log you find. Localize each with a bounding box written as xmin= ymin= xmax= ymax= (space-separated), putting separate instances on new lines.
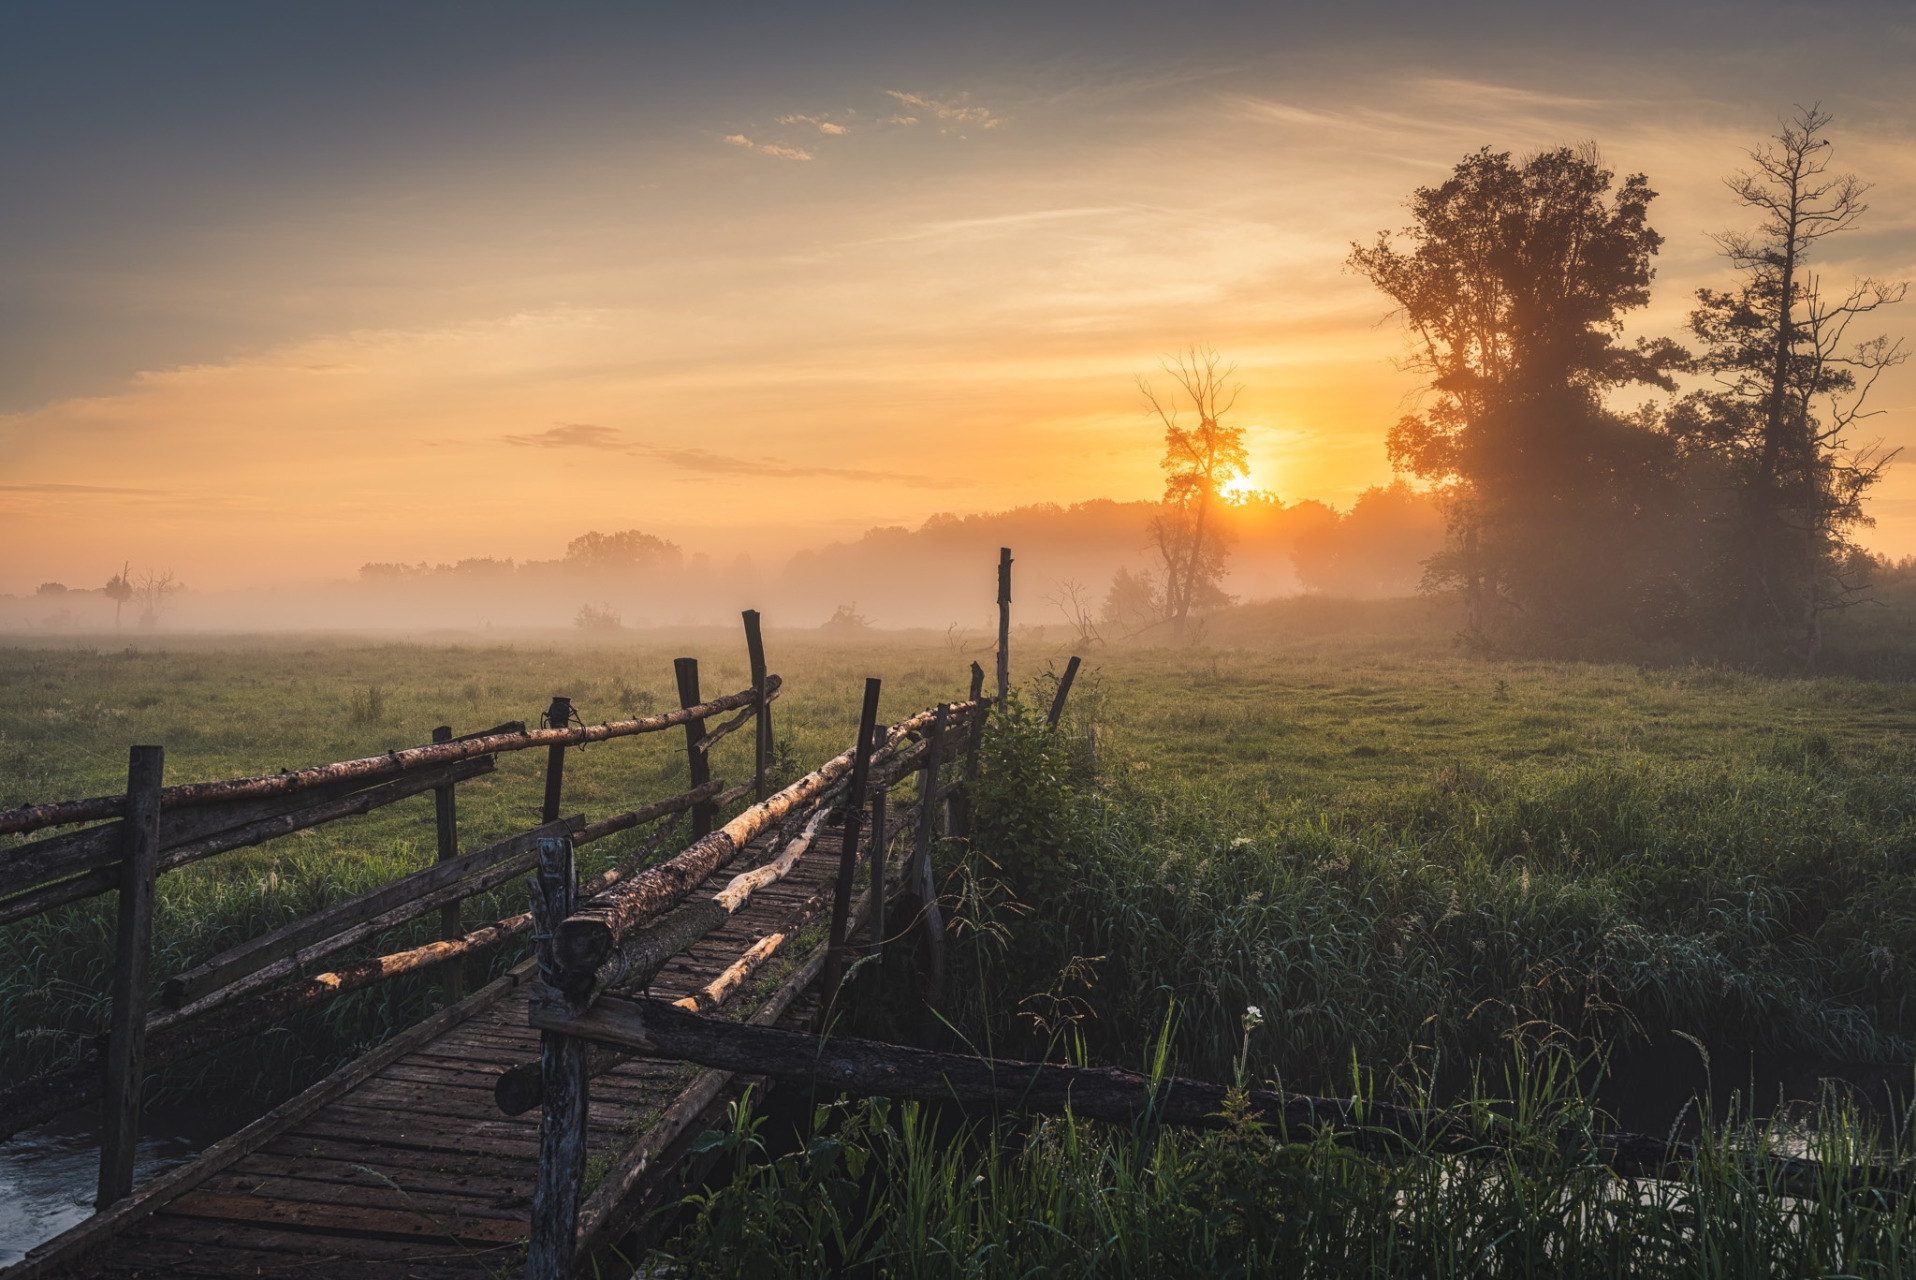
xmin=0 ymin=679 xmax=778 ymax=837
xmin=554 ymin=702 xmax=969 ymax=980
xmin=526 ymin=993 xmax=1907 ymax=1200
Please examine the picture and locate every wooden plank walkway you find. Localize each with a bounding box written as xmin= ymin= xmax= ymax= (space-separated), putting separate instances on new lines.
xmin=28 ymin=816 xmax=848 ymax=1280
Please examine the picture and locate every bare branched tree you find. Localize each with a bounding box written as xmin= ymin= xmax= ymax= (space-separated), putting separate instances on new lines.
xmin=1683 ymin=105 xmax=1908 ymax=664
xmin=1140 ymin=347 xmax=1247 ymax=636
xmin=1047 ymin=578 xmax=1104 ymax=648
xmin=132 ymin=568 xmax=183 ymax=629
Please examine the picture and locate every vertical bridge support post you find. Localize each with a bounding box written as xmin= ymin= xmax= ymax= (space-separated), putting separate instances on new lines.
xmin=431 ymin=725 xmax=463 ymax=1001
xmin=675 ymin=658 xmax=715 ymax=838
xmin=98 ymin=744 xmax=162 ymax=1208
xmin=742 ymin=610 xmax=771 ymax=801
xmin=541 ymin=697 xmax=572 ymax=825
xmin=527 ymin=835 xmax=586 ymax=1280
xmin=951 ymin=663 xmax=986 ymax=839
xmin=912 ymin=704 xmax=948 ymax=1007
xmin=867 ymin=787 xmax=887 ymax=966
xmin=821 ymin=678 xmax=882 ymax=1010
xmin=996 ymin=547 xmax=1012 ymax=714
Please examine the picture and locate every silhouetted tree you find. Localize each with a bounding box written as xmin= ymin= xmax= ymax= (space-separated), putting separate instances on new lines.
xmin=1673 ymin=107 xmax=1907 ymax=664
xmin=564 ymin=529 xmax=683 ymax=571
xmin=1351 ymin=145 xmax=1688 ymax=637
xmin=1140 ymin=347 xmax=1248 ymax=635
xmin=103 ymin=562 xmax=132 ymax=629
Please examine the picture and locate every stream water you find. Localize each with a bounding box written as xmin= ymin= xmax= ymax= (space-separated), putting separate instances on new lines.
xmin=0 ymin=1108 xmax=230 ymax=1267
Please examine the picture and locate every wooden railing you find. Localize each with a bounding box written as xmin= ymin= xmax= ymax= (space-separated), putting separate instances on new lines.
xmin=0 ymin=608 xmax=782 ymax=1210
xmin=514 ymin=655 xmax=1001 ymax=1276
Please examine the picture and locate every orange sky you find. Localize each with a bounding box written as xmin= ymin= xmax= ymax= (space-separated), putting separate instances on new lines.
xmin=3 ymin=9 xmax=1912 ymax=594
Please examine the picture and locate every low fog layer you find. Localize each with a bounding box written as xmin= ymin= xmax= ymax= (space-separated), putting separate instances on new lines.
xmin=1 ymin=488 xmax=1444 ymax=634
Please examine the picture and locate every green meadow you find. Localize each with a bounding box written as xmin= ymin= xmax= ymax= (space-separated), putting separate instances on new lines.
xmin=5 ymin=601 xmax=1916 ymax=1273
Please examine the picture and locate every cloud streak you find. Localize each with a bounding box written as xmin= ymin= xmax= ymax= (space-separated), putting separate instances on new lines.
xmin=496 ymin=425 xmax=969 ymax=489
xmin=724 ymin=133 xmax=813 ymax=160
xmin=883 ymin=90 xmax=1003 ymax=130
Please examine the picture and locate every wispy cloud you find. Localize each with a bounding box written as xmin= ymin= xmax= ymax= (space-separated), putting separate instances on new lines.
xmin=776 ymin=113 xmax=849 ymax=136
xmin=883 ymin=90 xmax=1003 ymax=131
xmin=0 ymin=481 xmax=163 ymax=494
xmin=724 ymin=133 xmax=813 ymax=161
xmin=501 ymin=423 xmax=626 ymax=449
xmin=646 ymin=446 xmax=970 ymax=489
xmin=494 ymin=426 xmax=968 ymax=489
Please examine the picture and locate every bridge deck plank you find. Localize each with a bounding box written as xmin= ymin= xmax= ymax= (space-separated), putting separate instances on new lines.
xmin=54 ymin=818 xmax=850 ymax=1279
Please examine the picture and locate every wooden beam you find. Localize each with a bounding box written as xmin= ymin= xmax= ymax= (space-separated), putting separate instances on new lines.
xmin=0 ymin=758 xmax=495 ymax=923
xmin=0 ymin=686 xmax=766 ymax=838
xmin=1047 ymin=655 xmax=1082 ymax=730
xmin=529 ymin=992 xmax=1899 ymax=1201
xmin=821 ymin=679 xmax=882 ymax=1003
xmin=573 ymin=777 xmax=722 ymax=847
xmin=996 ymin=546 xmax=1012 ymax=713
xmin=674 ymin=660 xmax=715 ymax=839
xmin=97 ymin=745 xmax=162 ymax=1208
xmin=911 ymin=704 xmax=948 ymax=1006
xmin=528 ymin=836 xmax=588 ymax=1280
xmin=742 ymin=609 xmax=771 ymax=801
xmin=551 ymin=703 xmax=958 ymax=979
xmin=160 ymin=815 xmax=581 ymax=1013
xmin=431 ymin=726 xmax=463 ymax=1002
xmin=541 ymin=696 xmax=572 ymax=825
xmin=9 ymin=958 xmax=537 ymax=1280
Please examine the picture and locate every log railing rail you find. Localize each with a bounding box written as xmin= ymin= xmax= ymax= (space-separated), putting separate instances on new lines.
xmin=0 ymin=609 xmax=787 ymax=1224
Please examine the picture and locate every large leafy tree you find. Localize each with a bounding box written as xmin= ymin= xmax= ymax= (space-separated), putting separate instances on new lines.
xmin=1351 ymin=146 xmax=1687 ymax=636
xmin=1672 ymin=107 xmax=1906 ymax=664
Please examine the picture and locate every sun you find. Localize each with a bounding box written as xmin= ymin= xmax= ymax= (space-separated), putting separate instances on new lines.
xmin=1219 ymin=472 xmax=1260 ymax=504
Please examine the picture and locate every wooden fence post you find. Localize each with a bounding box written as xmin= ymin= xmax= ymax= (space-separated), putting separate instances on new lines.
xmin=541 ymin=697 xmax=571 ymax=825
xmin=97 ymin=744 xmax=162 ymax=1207
xmin=742 ymin=610 xmax=771 ymax=801
xmin=431 ymin=725 xmax=464 ymax=1001
xmin=674 ymin=658 xmax=715 ymax=838
xmin=912 ymin=705 xmax=948 ymax=1007
xmin=1046 ymin=655 xmax=1082 ymax=730
xmin=996 ymin=547 xmax=1012 ymax=714
xmin=820 ymin=678 xmax=881 ymax=1007
xmin=951 ymin=662 xmax=987 ymax=839
xmin=527 ymin=835 xmax=587 ymax=1280
xmin=867 ymin=787 xmax=887 ymax=965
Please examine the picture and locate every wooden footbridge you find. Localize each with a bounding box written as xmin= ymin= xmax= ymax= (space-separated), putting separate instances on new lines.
xmin=0 ymin=560 xmax=1077 ymax=1279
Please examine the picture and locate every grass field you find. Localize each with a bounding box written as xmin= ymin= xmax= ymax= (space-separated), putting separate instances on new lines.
xmin=4 ymin=599 xmax=1916 ymax=1273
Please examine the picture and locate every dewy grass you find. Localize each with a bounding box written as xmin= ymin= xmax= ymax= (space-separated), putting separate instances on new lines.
xmin=663 ymin=1066 xmax=1916 ymax=1279
xmin=4 ymin=614 xmax=1916 ymax=1262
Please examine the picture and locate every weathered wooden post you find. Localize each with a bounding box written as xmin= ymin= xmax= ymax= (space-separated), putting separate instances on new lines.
xmin=527 ymin=835 xmax=587 ymax=1280
xmin=867 ymin=787 xmax=887 ymax=964
xmin=742 ymin=610 xmax=771 ymax=801
xmin=431 ymin=725 xmax=464 ymax=1001
xmin=912 ymin=705 xmax=948 ymax=1005
xmin=97 ymin=744 xmax=162 ymax=1207
xmin=674 ymin=658 xmax=715 ymax=838
xmin=820 ymin=678 xmax=881 ymax=1006
xmin=996 ymin=547 xmax=1012 ymax=713
xmin=950 ymin=662 xmax=987 ymax=838
xmin=541 ymin=696 xmax=571 ymax=825
xmin=1046 ymin=655 xmax=1082 ymax=730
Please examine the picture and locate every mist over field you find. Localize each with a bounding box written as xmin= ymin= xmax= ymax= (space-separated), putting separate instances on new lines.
xmin=0 ymin=486 xmax=1443 ymax=634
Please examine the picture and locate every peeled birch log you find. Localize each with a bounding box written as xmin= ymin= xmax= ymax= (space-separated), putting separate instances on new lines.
xmin=0 ymin=678 xmax=779 ymax=837
xmin=554 ymin=703 xmax=967 ymax=978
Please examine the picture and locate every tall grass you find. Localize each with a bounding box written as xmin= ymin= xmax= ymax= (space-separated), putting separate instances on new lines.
xmin=945 ymin=698 xmax=1916 ymax=1093
xmin=664 ymin=1065 xmax=1916 ymax=1278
